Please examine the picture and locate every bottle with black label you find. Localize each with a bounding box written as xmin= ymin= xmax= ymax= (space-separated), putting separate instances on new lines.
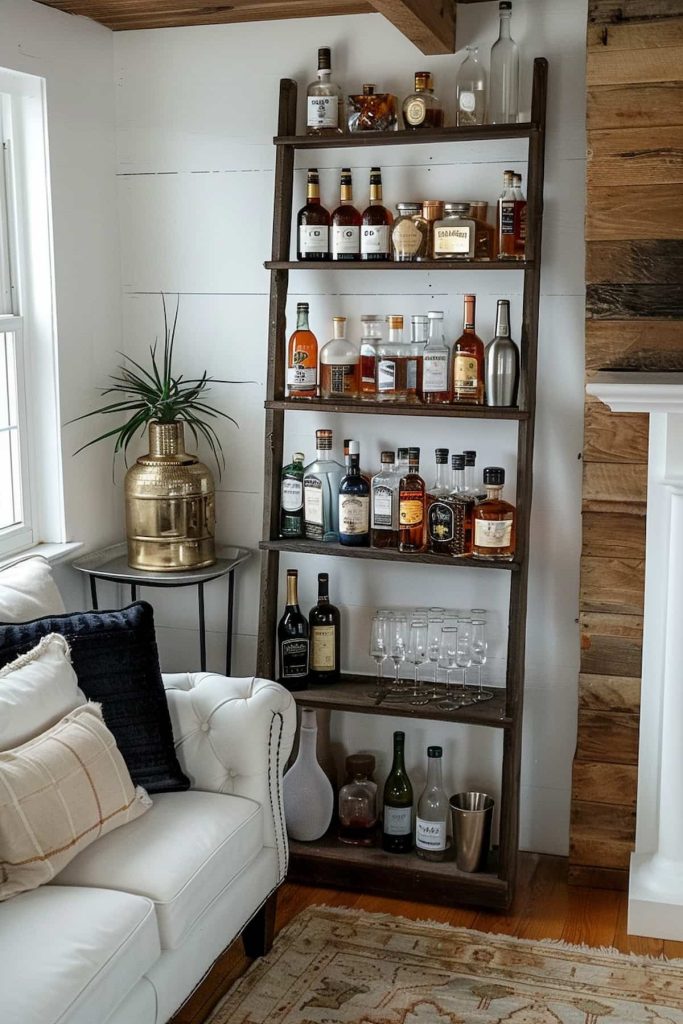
xmin=308 ymin=572 xmax=341 ymax=683
xmin=426 ymin=448 xmax=457 ymax=555
xmin=297 ymin=168 xmax=330 ymax=261
xmin=382 ymin=730 xmax=414 ymax=853
xmin=277 ymin=569 xmax=309 ymax=691
xmin=338 ymin=441 xmax=370 ymax=546
xmin=279 ymin=452 xmax=305 ymax=538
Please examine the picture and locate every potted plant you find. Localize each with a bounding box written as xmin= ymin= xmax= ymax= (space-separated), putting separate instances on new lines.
xmin=70 ymin=296 xmax=239 ymax=571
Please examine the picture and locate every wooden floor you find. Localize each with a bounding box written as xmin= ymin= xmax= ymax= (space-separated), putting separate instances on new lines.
xmin=171 ymin=854 xmax=683 ymax=1024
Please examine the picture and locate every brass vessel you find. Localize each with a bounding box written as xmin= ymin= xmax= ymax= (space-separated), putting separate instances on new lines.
xmin=125 ymin=422 xmax=216 ymax=571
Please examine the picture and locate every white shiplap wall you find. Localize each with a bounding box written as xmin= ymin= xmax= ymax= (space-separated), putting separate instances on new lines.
xmin=114 ymin=0 xmax=586 ymax=854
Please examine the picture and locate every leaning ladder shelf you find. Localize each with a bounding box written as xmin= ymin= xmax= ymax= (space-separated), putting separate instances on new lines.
xmin=256 ymin=58 xmax=548 ymax=912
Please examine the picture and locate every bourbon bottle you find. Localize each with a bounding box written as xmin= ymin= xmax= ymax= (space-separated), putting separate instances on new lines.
xmin=287 ymin=302 xmax=318 ymax=399
xmin=297 ymin=168 xmax=330 ymax=261
xmin=398 ymin=447 xmax=426 ymax=553
xmin=361 ymin=167 xmax=392 ymax=261
xmin=331 ymin=168 xmax=361 ymax=260
xmin=319 ymin=316 xmax=360 ymax=399
xmin=496 ymin=169 xmax=516 ymax=260
xmin=472 ymin=467 xmax=516 ymax=560
xmin=452 ymin=294 xmax=485 ymax=405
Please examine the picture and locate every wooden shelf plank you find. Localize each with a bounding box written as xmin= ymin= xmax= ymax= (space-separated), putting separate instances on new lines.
xmin=265 ymin=259 xmax=531 ymax=271
xmin=292 ymin=676 xmax=511 ymax=728
xmin=259 ymin=538 xmax=521 ymax=571
xmin=274 ymin=123 xmax=538 ymax=148
xmin=265 ymin=398 xmax=527 ymax=420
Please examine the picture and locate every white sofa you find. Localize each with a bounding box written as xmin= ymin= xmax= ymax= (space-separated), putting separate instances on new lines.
xmin=0 ymin=662 xmax=296 ymax=1024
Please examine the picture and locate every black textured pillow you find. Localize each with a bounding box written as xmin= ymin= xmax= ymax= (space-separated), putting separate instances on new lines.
xmin=0 ymin=602 xmax=189 ymax=793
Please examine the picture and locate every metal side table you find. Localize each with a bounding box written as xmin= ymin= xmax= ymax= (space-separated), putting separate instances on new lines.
xmin=72 ymin=543 xmax=250 ymax=675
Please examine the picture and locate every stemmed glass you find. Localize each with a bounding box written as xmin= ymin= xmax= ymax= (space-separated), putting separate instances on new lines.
xmin=437 ymin=626 xmax=461 ymax=711
xmin=387 ymin=615 xmax=408 ymax=695
xmin=456 ymin=618 xmax=475 ymax=706
xmin=426 ymin=616 xmax=444 ymax=700
xmin=406 ymin=619 xmax=429 ymax=706
xmin=366 ymin=615 xmax=388 ymax=700
xmin=470 ymin=618 xmax=493 ymax=702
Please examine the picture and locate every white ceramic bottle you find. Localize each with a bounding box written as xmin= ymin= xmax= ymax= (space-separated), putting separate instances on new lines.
xmin=283 ymin=708 xmax=334 ymax=841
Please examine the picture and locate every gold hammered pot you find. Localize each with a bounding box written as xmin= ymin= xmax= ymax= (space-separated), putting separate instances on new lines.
xmin=125 ymin=421 xmax=216 ymax=571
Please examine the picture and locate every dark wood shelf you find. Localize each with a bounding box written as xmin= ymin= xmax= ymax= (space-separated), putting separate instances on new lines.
xmin=274 ymin=123 xmax=538 ymax=149
xmin=293 ymin=677 xmax=511 ymax=728
xmin=265 ymin=259 xmax=531 ymax=271
xmin=265 ymin=397 xmax=527 ymax=420
xmin=288 ymin=832 xmax=508 ymax=909
xmin=259 ymin=539 xmax=520 ymax=571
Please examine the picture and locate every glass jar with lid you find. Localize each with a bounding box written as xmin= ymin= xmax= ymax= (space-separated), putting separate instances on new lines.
xmin=338 ymin=753 xmax=378 ymax=845
xmin=391 ymin=202 xmax=429 ymax=262
xmin=359 ymin=314 xmax=384 ymax=399
xmin=432 ymin=202 xmax=476 ymax=260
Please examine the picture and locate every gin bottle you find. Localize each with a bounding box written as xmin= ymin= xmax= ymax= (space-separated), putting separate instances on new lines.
xmin=279 ymin=452 xmax=305 ymax=538
xmin=306 ymin=47 xmax=344 ymax=136
xmin=303 ymin=429 xmax=344 ymax=543
xmin=371 ymin=450 xmax=399 ymax=549
xmin=490 ymin=1 xmax=519 ymax=125
xmin=415 ymin=746 xmax=450 ymax=861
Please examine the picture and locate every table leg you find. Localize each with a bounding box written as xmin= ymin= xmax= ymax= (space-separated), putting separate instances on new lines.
xmin=130 ymin=584 xmax=137 ymax=603
xmin=226 ymin=570 xmax=235 ymax=676
xmin=198 ymin=582 xmax=206 ymax=672
xmin=90 ymin=577 xmax=99 ymax=611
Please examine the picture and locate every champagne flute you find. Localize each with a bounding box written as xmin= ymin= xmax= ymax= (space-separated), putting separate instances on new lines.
xmin=366 ymin=615 xmax=388 ymax=700
xmin=426 ymin=615 xmax=444 ymax=700
xmin=387 ymin=614 xmax=408 ymax=694
xmin=437 ymin=625 xmax=460 ymax=711
xmin=470 ymin=618 xmax=492 ymax=702
xmin=456 ymin=618 xmax=474 ymax=706
xmin=406 ymin=619 xmax=429 ymax=706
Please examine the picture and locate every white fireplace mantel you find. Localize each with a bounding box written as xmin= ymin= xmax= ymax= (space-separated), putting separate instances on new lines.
xmin=586 ymin=371 xmax=683 ymax=941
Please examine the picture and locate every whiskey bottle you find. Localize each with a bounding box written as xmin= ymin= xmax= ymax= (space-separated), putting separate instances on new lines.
xmin=287 ymin=302 xmax=318 ymax=399
xmin=306 ymin=47 xmax=343 ymax=136
xmin=472 ymin=466 xmax=516 ymax=560
xmin=339 ymin=443 xmax=370 ymax=547
xmin=308 ymin=572 xmax=341 ymax=683
xmin=398 ymin=447 xmax=426 ymax=553
xmin=418 ymin=310 xmax=450 ymax=404
xmin=512 ymin=172 xmax=527 ymax=259
xmin=496 ymin=169 xmax=516 ymax=260
xmin=331 ymin=168 xmax=361 ymax=260
xmin=376 ymin=315 xmax=408 ymax=402
xmin=361 ymin=167 xmax=392 ymax=261
xmin=297 ymin=169 xmax=330 ymax=261
xmin=426 ymin=449 xmax=456 ymax=555
xmin=279 ymin=452 xmax=305 ymax=538
xmin=407 ymin=314 xmax=428 ymax=402
xmin=489 ymin=1 xmax=519 ymax=125
xmin=402 ymin=72 xmax=444 ymax=130
xmin=415 ymin=746 xmax=450 ymax=861
xmin=450 ymin=453 xmax=475 ymax=556
xmin=277 ymin=569 xmax=309 ymax=691
xmin=359 ymin=314 xmax=383 ymax=399
xmin=382 ymin=730 xmax=413 ymax=854
xmin=320 ymin=316 xmax=360 ymax=399
xmin=371 ymin=450 xmax=399 ymax=549
xmin=485 ymin=298 xmax=519 ymax=406
xmin=303 ymin=429 xmax=344 ymax=542
xmin=452 ymin=294 xmax=485 ymax=405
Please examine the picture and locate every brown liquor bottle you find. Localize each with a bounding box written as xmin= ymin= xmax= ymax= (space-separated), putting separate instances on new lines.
xmin=331 ymin=168 xmax=361 ymax=261
xmin=287 ymin=302 xmax=318 ymax=399
xmin=426 ymin=449 xmax=457 ymax=555
xmin=512 ymin=172 xmax=527 ymax=260
xmin=297 ymin=168 xmax=330 ymax=261
xmin=472 ymin=467 xmax=516 ymax=560
xmin=361 ymin=167 xmax=392 ymax=261
xmin=496 ymin=169 xmax=516 ymax=260
xmin=450 ymin=454 xmax=475 ymax=556
xmin=398 ymin=447 xmax=426 ymax=553
xmin=452 ymin=294 xmax=485 ymax=405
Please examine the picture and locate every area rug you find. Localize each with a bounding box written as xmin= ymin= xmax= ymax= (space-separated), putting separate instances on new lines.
xmin=210 ymin=906 xmax=683 ymax=1023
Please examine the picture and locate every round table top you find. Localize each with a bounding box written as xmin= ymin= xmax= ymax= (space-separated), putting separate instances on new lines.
xmin=71 ymin=543 xmax=250 ymax=586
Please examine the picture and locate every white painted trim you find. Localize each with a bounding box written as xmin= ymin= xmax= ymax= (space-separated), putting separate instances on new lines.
xmin=0 ymin=539 xmax=82 ymax=570
xmin=586 ymin=371 xmax=683 ymax=414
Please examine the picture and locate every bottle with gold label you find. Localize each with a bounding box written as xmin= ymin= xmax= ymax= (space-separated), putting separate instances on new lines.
xmin=287 ymin=302 xmax=318 ymax=399
xmin=433 ymin=203 xmax=476 ymax=260
xmin=391 ymin=202 xmax=429 ymax=261
xmin=399 ymin=447 xmax=426 ymax=553
xmin=472 ymin=467 xmax=516 ymax=560
xmin=452 ymin=294 xmax=485 ymax=405
xmin=361 ymin=167 xmax=392 ymax=260
xmin=331 ymin=168 xmax=361 ymax=260
xmin=402 ymin=72 xmax=444 ymax=130
xmin=297 ymin=168 xmax=330 ymax=261
xmin=308 ymin=572 xmax=341 ymax=683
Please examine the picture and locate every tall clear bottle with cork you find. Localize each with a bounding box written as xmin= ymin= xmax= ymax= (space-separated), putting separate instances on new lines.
xmin=489 ymin=1 xmax=519 ymax=125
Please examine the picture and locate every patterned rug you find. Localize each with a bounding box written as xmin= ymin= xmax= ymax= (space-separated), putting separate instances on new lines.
xmin=210 ymin=906 xmax=683 ymax=1024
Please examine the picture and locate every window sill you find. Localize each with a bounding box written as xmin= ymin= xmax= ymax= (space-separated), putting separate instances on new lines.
xmin=0 ymin=540 xmax=83 ymax=571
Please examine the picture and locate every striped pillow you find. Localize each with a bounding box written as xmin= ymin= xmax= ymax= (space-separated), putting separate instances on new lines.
xmin=0 ymin=702 xmax=151 ymax=901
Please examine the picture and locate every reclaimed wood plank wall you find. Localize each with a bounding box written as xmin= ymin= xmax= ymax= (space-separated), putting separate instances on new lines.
xmin=569 ymin=0 xmax=683 ymax=889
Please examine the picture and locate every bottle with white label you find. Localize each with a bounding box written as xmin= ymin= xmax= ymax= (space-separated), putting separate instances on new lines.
xmin=361 ymin=167 xmax=392 ymax=261
xmin=297 ymin=169 xmax=330 ymax=261
xmin=338 ymin=443 xmax=370 ymax=547
xmin=416 ymin=745 xmax=450 ymax=860
xmin=331 ymin=168 xmax=361 ymax=261
xmin=382 ymin=730 xmax=414 ymax=853
xmin=472 ymin=466 xmax=516 ymax=560
xmin=455 ymin=45 xmax=487 ymax=127
xmin=418 ymin=310 xmax=450 ymax=404
xmin=306 ymin=46 xmax=344 ymax=136
xmin=303 ymin=429 xmax=344 ymax=543
xmin=371 ymin=450 xmax=399 ymax=549
xmin=308 ymin=572 xmax=341 ymax=683
xmin=376 ymin=314 xmax=408 ymax=402
xmin=279 ymin=452 xmax=305 ymax=538
xmin=320 ymin=316 xmax=360 ymax=399
xmin=407 ymin=314 xmax=428 ymax=402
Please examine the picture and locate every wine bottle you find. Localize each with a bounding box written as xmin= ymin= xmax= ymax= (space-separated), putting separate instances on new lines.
xmin=277 ymin=569 xmax=309 ymax=691
xmin=382 ymin=730 xmax=414 ymax=853
xmin=415 ymin=745 xmax=450 ymax=861
xmin=338 ymin=441 xmax=370 ymax=546
xmin=308 ymin=572 xmax=341 ymax=684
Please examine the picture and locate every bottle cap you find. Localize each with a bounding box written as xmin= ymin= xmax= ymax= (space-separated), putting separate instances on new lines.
xmin=499 ymin=1 xmax=512 ymax=9
xmin=435 ymin=448 xmax=449 ymax=464
xmin=318 ymin=571 xmax=329 ymax=583
xmin=315 ymin=428 xmax=333 ymax=450
xmin=396 ymin=202 xmax=422 ymax=213
xmin=388 ymin=315 xmax=404 ymax=329
xmin=363 ymin=84 xmax=376 ymax=95
xmin=483 ymin=466 xmax=505 ymax=485
xmin=370 ymin=165 xmax=381 ymax=175
xmin=341 ymin=166 xmax=352 ymax=174
xmin=297 ymin=302 xmax=309 ymax=312
xmin=463 ymin=450 xmax=476 ymax=465
xmin=317 ymin=47 xmax=331 ymax=70
xmin=513 ymin=173 xmax=522 ymax=184
xmin=293 ymin=452 xmax=305 ymax=463
xmin=333 ymin=315 xmax=347 ymax=323
xmin=443 ymin=202 xmax=470 ymax=214
xmin=408 ymin=446 xmax=420 ymax=461
xmin=349 ymin=440 xmax=360 ymax=456
xmin=307 ymin=167 xmax=319 ymax=178
xmin=411 ymin=314 xmax=429 ymax=324
xmin=427 ymin=745 xmax=443 ymax=758
xmin=380 ymin=451 xmax=395 ymax=464
xmin=286 ymin=569 xmax=298 ymax=578
xmin=414 ymin=71 xmax=433 ymax=91
xmin=394 ymin=730 xmax=405 ymax=741
xmin=346 ymin=753 xmax=375 ymax=777
xmin=427 ymin=310 xmax=444 ymax=320
xmin=451 ymin=453 xmax=465 ymax=470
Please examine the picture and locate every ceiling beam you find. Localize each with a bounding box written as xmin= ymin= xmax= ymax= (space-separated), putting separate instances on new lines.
xmin=367 ymin=0 xmax=456 ymax=54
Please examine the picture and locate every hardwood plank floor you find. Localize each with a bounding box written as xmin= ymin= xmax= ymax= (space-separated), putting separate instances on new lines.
xmin=170 ymin=854 xmax=683 ymax=1024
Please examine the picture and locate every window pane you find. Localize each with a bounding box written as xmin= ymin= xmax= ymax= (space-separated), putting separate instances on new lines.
xmin=0 ymin=330 xmax=22 ymax=530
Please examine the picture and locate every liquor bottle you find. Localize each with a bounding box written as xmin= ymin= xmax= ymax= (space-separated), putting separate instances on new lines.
xmin=306 ymin=46 xmax=344 ymax=136
xmin=398 ymin=447 xmax=426 ymax=553
xmin=485 ymin=299 xmax=519 ymax=406
xmin=382 ymin=730 xmax=413 ymax=854
xmin=496 ymin=169 xmax=516 ymax=260
xmin=402 ymin=72 xmax=444 ymax=130
xmin=331 ymin=168 xmax=361 ymax=261
xmin=343 ymin=437 xmax=352 ymax=471
xmin=297 ymin=169 xmax=330 ymax=261
xmin=287 ymin=302 xmax=318 ymax=399
xmin=463 ymin=450 xmax=487 ymax=502
xmin=338 ymin=442 xmax=370 ymax=546
xmin=303 ymin=429 xmax=344 ymax=542
xmin=490 ymin=1 xmax=519 ymax=125
xmin=320 ymin=316 xmax=360 ymax=399
xmin=397 ymin=447 xmax=409 ymax=477
xmin=376 ymin=315 xmax=408 ymax=402
xmin=308 ymin=572 xmax=341 ymax=683
xmin=277 ymin=569 xmax=309 ymax=691
xmin=418 ymin=310 xmax=450 ymax=405
xmin=455 ymin=45 xmax=487 ymax=126
xmin=469 ymin=200 xmax=495 ymax=260
xmin=371 ymin=450 xmax=399 ymax=549
xmin=512 ymin=172 xmax=527 ymax=259
xmin=407 ymin=314 xmax=428 ymax=402
xmin=450 ymin=453 xmax=475 ymax=556
xmin=359 ymin=314 xmax=383 ymax=399
xmin=361 ymin=167 xmax=392 ymax=261
xmin=279 ymin=452 xmax=305 ymax=538
xmin=426 ymin=448 xmax=457 ymax=555
xmin=472 ymin=467 xmax=516 ymax=560
xmin=452 ymin=294 xmax=485 ymax=405
xmin=415 ymin=746 xmax=450 ymax=861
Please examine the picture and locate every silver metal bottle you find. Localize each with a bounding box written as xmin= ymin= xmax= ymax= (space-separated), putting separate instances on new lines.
xmin=485 ymin=299 xmax=519 ymax=406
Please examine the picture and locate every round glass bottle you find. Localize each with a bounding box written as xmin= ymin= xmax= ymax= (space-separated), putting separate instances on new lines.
xmin=338 ymin=754 xmax=378 ymax=845
xmin=402 ymin=72 xmax=444 ymax=130
xmin=455 ymin=45 xmax=487 ymax=126
xmin=320 ymin=316 xmax=360 ymax=399
xmin=432 ymin=202 xmax=476 ymax=260
xmin=391 ymin=202 xmax=429 ymax=261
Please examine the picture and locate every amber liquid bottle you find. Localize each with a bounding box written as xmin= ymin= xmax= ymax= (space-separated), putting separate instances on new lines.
xmin=398 ymin=447 xmax=426 ymax=553
xmin=297 ymin=168 xmax=330 ymax=261
xmin=496 ymin=169 xmax=516 ymax=260
xmin=361 ymin=167 xmax=393 ymax=261
xmin=472 ymin=466 xmax=516 ymax=560
xmin=452 ymin=294 xmax=485 ymax=405
xmin=331 ymin=168 xmax=361 ymax=261
xmin=287 ymin=302 xmax=318 ymax=399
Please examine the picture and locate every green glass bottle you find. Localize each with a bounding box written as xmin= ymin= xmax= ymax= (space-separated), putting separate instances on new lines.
xmin=279 ymin=452 xmax=305 ymax=537
xmin=382 ymin=731 xmax=414 ymax=853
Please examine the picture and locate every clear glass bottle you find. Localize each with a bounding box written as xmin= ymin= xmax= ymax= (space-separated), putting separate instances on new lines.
xmin=426 ymin=449 xmax=457 ymax=556
xmin=338 ymin=754 xmax=378 ymax=846
xmin=490 ymin=1 xmax=519 ymax=125
xmin=415 ymin=745 xmax=450 ymax=861
xmin=359 ymin=314 xmax=383 ymax=399
xmin=391 ymin=202 xmax=429 ymax=261
xmin=287 ymin=301 xmax=318 ymax=399
xmin=306 ymin=46 xmax=344 ymax=136
xmin=303 ymin=429 xmax=344 ymax=543
xmin=402 ymin=72 xmax=444 ymax=130
xmin=339 ymin=444 xmax=370 ymax=547
xmin=468 ymin=201 xmax=495 ymax=260
xmin=463 ymin=450 xmax=487 ymax=503
xmin=371 ymin=450 xmax=399 ymax=549
xmin=472 ymin=466 xmax=516 ymax=560
xmin=485 ymin=298 xmax=519 ymax=406
xmin=418 ymin=310 xmax=450 ymax=405
xmin=331 ymin=168 xmax=361 ymax=260
xmin=397 ymin=447 xmax=409 ymax=478
xmin=320 ymin=316 xmax=360 ymax=400
xmin=398 ymin=447 xmax=426 ymax=553
xmin=450 ymin=453 xmax=475 ymax=556
xmin=432 ymin=203 xmax=476 ymax=260
xmin=376 ymin=315 xmax=408 ymax=402
xmin=407 ymin=314 xmax=428 ymax=401
xmin=279 ymin=452 xmax=305 ymax=538
xmin=455 ymin=46 xmax=487 ymax=126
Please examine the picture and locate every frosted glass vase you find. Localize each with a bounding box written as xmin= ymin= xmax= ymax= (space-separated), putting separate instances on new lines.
xmin=283 ymin=708 xmax=334 ymax=841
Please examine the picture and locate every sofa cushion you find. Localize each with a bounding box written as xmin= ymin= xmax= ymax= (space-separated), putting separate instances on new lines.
xmin=0 ymin=601 xmax=190 ymax=793
xmin=0 ymin=555 xmax=65 ymax=623
xmin=0 ymin=885 xmax=160 ymax=1024
xmin=0 ymin=633 xmax=85 ymax=750
xmin=54 ymin=790 xmax=264 ymax=949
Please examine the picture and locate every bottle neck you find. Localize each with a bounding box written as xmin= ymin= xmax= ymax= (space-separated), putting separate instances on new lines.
xmin=317 ymin=577 xmax=329 ymax=604
xmin=486 ymin=484 xmax=504 ymax=500
xmin=427 ymin=318 xmax=444 ymax=347
xmin=464 ymin=463 xmax=476 ymax=492
xmin=369 ymin=182 xmax=383 ymax=203
xmin=286 ymin=574 xmax=299 ymax=608
xmin=392 ymin=736 xmax=406 ymax=772
xmin=340 ymin=182 xmax=353 ymax=203
xmin=306 ymin=182 xmax=321 ymax=205
xmin=411 ymin=321 xmax=429 ymax=345
xmin=348 ymin=454 xmax=361 ymax=478
xmin=463 ymin=296 xmax=476 ymax=333
xmin=316 ymin=444 xmax=331 ymax=461
xmin=333 ymin=320 xmax=346 ymax=341
xmin=407 ymin=460 xmax=420 ymax=477
xmin=452 ymin=467 xmax=466 ymax=492
xmin=498 ymin=11 xmax=512 ymax=38
xmin=426 ymin=756 xmax=443 ymax=791
xmin=433 ymin=461 xmax=449 ymax=489
xmin=494 ymin=300 xmax=510 ymax=339
xmin=388 ymin=326 xmax=403 ymax=344
xmin=317 ymin=68 xmax=331 ymax=82
xmin=297 ymin=308 xmax=310 ymax=331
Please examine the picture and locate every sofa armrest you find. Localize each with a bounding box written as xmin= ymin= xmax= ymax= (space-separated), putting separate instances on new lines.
xmin=162 ymin=672 xmax=296 ymax=880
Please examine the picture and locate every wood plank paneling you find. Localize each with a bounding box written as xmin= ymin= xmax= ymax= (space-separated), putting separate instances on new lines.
xmin=588 ymin=0 xmax=683 ymax=52
xmin=587 ymin=45 xmax=683 ymax=86
xmin=582 ymin=461 xmax=647 ymax=506
xmin=582 ymin=511 xmax=646 ymax=558
xmin=576 ymin=710 xmax=640 ymax=763
xmin=585 ymin=319 xmax=683 ymax=371
xmin=578 ymin=673 xmax=641 ymax=713
xmin=586 ymin=183 xmax=683 ymax=240
xmin=570 ymin=799 xmax=637 ymax=869
xmin=587 ymin=83 xmax=683 ymax=130
xmin=580 ymin=630 xmax=643 ymax=679
xmin=587 ymin=127 xmax=683 ymax=186
xmin=580 ymin=556 xmax=645 ymax=615
xmin=583 ymin=397 xmax=649 ymax=463
xmin=586 ymin=283 xmax=683 ymax=319
xmin=367 ymin=0 xmax=456 ymax=54
xmin=572 ymin=761 xmax=638 ymax=805
xmin=586 ymin=240 xmax=683 ymax=284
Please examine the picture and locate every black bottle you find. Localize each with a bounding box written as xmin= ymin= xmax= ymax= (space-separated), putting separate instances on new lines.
xmin=382 ymin=731 xmax=414 ymax=854
xmin=308 ymin=572 xmax=341 ymax=684
xmin=338 ymin=442 xmax=370 ymax=546
xmin=277 ymin=569 xmax=309 ymax=691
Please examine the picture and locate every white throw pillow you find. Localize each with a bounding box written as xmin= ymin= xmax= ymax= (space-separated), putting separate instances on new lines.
xmin=0 ymin=634 xmax=85 ymax=751
xmin=0 ymin=556 xmax=66 ymax=623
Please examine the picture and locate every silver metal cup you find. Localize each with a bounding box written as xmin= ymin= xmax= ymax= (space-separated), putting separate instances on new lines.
xmin=449 ymin=792 xmax=494 ymax=872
